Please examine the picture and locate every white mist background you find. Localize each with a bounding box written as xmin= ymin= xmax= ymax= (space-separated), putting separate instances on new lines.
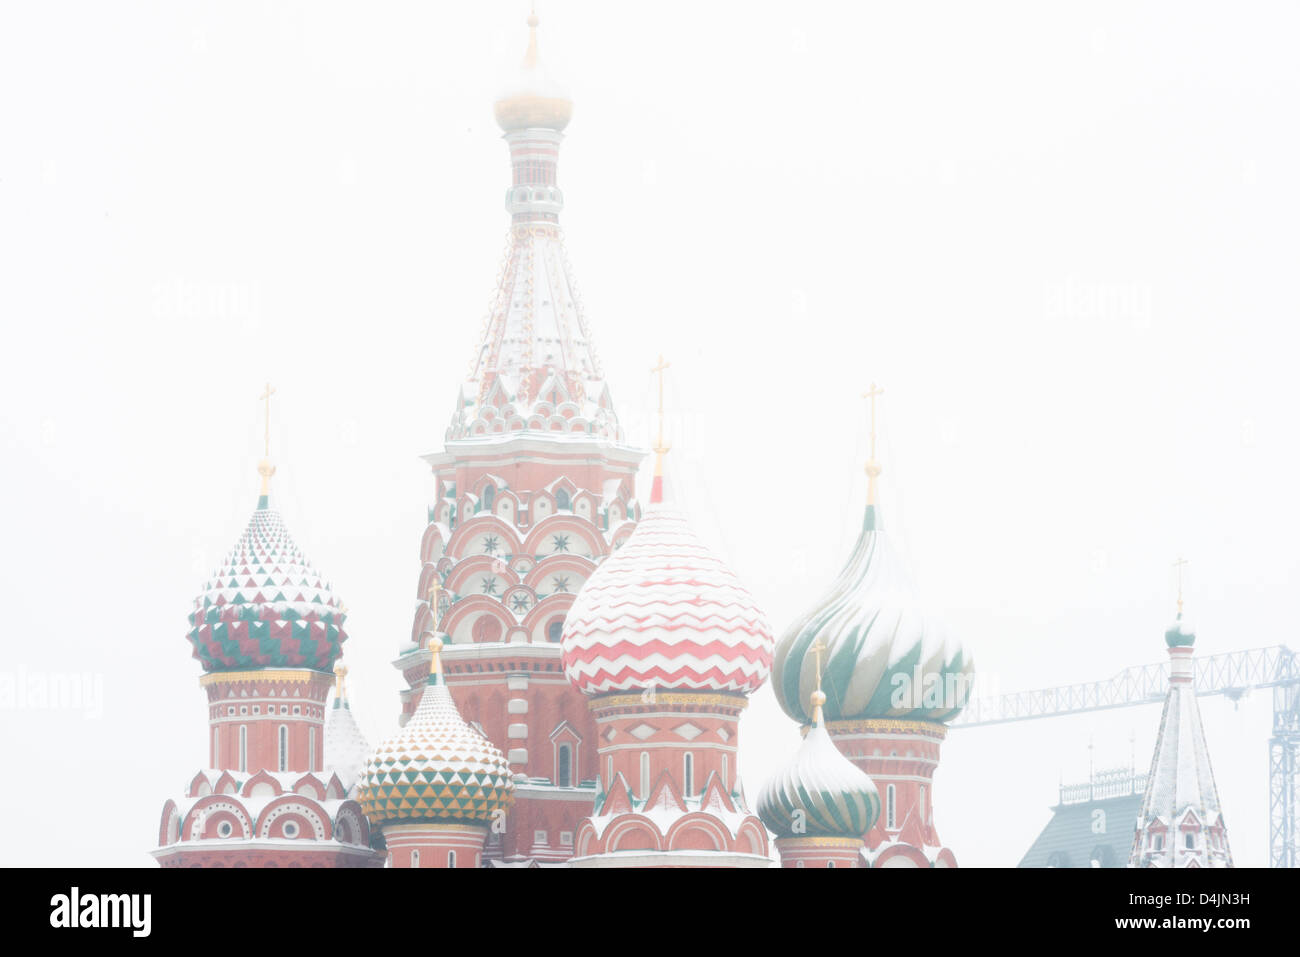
xmin=1 ymin=1 xmax=1296 ymax=866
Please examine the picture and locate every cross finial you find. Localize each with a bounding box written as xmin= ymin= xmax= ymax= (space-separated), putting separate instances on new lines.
xmin=427 ymin=577 xmax=443 ymax=629
xmin=861 ymin=383 xmax=885 ymax=504
xmin=809 ymin=637 xmax=828 ymax=726
xmin=257 ymin=382 xmax=277 ymax=498
xmin=649 ymin=355 xmax=671 ymax=504
xmin=1173 ymin=556 xmax=1189 ymax=615
xmin=651 ymin=355 xmax=671 ymax=454
xmin=259 ymin=382 xmax=276 ymax=457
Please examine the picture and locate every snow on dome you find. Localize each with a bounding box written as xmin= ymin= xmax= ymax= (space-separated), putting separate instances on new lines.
xmin=757 ymin=718 xmax=880 ymax=839
xmin=357 ymin=668 xmax=513 ymax=826
xmin=561 ymin=501 xmax=775 ymax=697
xmin=324 ymin=694 xmax=371 ymax=794
xmin=187 ymin=499 xmax=347 ymax=672
xmin=1165 ymin=612 xmax=1196 ymax=648
xmin=494 ymin=13 xmax=573 ymax=132
xmin=771 ymin=503 xmax=973 ymax=725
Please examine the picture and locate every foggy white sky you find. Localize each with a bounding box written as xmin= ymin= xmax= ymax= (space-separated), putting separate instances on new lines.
xmin=2 ymin=1 xmax=1297 ymax=867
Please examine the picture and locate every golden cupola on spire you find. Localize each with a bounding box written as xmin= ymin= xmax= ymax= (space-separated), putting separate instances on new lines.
xmin=494 ymin=10 xmax=573 ymax=131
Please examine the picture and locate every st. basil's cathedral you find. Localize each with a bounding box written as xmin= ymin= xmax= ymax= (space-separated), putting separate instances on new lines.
xmin=151 ymin=13 xmax=1230 ymax=869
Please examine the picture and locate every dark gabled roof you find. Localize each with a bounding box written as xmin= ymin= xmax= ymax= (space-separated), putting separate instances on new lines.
xmin=1019 ymin=793 xmax=1144 ymax=868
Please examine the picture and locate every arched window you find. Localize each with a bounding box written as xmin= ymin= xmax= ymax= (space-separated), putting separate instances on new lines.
xmin=683 ymin=753 xmax=694 ymax=797
xmin=278 ymin=725 xmax=288 ymax=772
xmin=412 ymin=849 xmax=420 ymax=867
xmin=1185 ymin=833 xmax=1194 ymax=849
xmin=481 ymin=485 xmax=495 ymax=511
xmin=239 ymin=725 xmax=248 ymax=773
xmin=546 ymin=619 xmax=564 ymax=643
xmin=886 ymin=784 xmax=896 ymax=829
xmin=721 ymin=754 xmax=729 ymax=789
xmin=448 ymin=850 xmax=457 ymax=868
xmin=827 ymin=861 xmax=836 ymax=868
xmin=919 ymin=784 xmax=927 ymax=822
xmin=557 ymin=743 xmax=573 ymax=788
xmin=606 ymin=755 xmax=613 ymax=787
xmin=639 ymin=752 xmax=650 ymax=799
xmin=308 ymin=727 xmax=316 ymax=772
xmin=212 ymin=727 xmax=220 ymax=766
xmin=556 ymin=488 xmax=571 ymax=510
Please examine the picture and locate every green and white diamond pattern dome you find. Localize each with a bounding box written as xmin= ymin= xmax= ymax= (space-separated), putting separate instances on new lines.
xmin=187 ymin=501 xmax=347 ymax=672
xmin=358 ymin=670 xmax=514 ymax=826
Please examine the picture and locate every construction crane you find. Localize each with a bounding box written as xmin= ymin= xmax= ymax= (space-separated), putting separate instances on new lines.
xmin=951 ymin=645 xmax=1300 ymax=868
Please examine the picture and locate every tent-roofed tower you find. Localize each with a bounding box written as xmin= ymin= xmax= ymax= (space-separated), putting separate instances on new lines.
xmin=393 ymin=11 xmax=644 ymax=866
xmin=324 ymin=663 xmax=372 ymax=797
xmin=1129 ymin=572 xmax=1233 ymax=868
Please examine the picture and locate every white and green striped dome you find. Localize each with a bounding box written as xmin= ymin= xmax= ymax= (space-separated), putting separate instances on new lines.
xmin=772 ymin=503 xmax=973 ymax=725
xmin=757 ymin=712 xmax=880 ymax=839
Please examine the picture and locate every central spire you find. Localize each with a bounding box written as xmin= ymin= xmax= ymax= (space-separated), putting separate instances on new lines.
xmin=448 ymin=13 xmax=626 ymax=445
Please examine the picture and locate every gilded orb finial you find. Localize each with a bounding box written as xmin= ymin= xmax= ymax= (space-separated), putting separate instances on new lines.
xmin=333 ymin=661 xmax=348 ymax=700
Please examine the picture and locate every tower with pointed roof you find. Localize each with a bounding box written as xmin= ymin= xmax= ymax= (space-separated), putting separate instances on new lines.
xmin=1129 ymin=575 xmax=1233 ymax=867
xmin=771 ymin=389 xmax=973 ymax=867
xmin=324 ymin=663 xmax=371 ymax=797
xmin=153 ymin=388 xmax=382 ymax=867
xmin=392 ymin=11 xmax=644 ymax=865
xmin=560 ymin=361 xmax=776 ymax=867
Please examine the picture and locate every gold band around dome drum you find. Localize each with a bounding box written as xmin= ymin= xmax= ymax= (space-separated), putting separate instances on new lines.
xmin=588 ymin=691 xmax=750 ymax=713
xmin=774 ymin=835 xmax=866 ymax=848
xmin=820 ymin=717 xmax=949 ymax=738
xmin=200 ymin=668 xmax=332 ymax=687
xmin=382 ymin=821 xmax=490 ymax=834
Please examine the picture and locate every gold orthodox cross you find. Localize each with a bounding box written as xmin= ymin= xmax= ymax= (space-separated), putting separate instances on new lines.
xmin=1173 ymin=556 xmax=1189 ymax=614
xmin=811 ymin=637 xmax=826 ymax=691
xmin=862 ymin=383 xmax=884 ymax=461
xmin=259 ymin=382 xmax=276 ymax=457
xmin=651 ymin=354 xmax=671 ymax=453
xmin=861 ymin=383 xmax=884 ymax=503
xmin=427 ymin=577 xmax=443 ymax=630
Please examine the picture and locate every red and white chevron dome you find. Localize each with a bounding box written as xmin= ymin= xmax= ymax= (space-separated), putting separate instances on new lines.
xmin=561 ymin=505 xmax=774 ymax=696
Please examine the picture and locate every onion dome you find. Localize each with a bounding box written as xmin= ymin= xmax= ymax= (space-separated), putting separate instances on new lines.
xmin=494 ymin=12 xmax=573 ymax=132
xmin=187 ymin=484 xmax=347 ymax=673
xmin=773 ymin=501 xmax=972 ymax=725
xmin=324 ymin=664 xmax=371 ymax=792
xmin=358 ymin=637 xmax=514 ymax=826
xmin=562 ymin=414 xmax=774 ymax=695
xmin=758 ymin=686 xmax=880 ymax=839
xmin=1165 ymin=612 xmax=1196 ymax=648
